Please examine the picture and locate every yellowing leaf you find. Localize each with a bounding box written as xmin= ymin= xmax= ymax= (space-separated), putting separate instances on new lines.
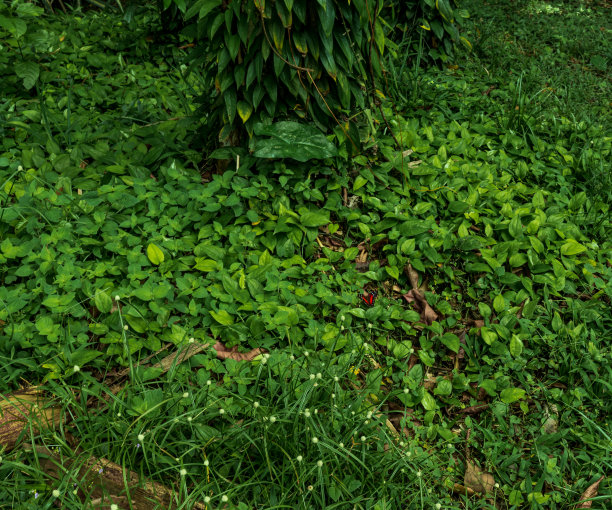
xmin=147 ymin=243 xmax=164 ymax=265
xmin=237 ymin=101 xmax=253 ymax=123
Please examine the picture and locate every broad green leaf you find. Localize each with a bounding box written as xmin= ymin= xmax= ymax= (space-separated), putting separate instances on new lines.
xmin=300 ymin=211 xmax=329 ymax=228
xmin=385 ymin=266 xmax=400 ymax=280
xmin=500 ymin=387 xmax=526 ymax=404
xmin=510 ymin=335 xmax=523 ymax=357
xmin=353 ymin=175 xmax=368 ymax=191
xmin=252 ymin=122 xmax=338 ymax=162
xmin=508 ymin=215 xmax=522 ymax=238
xmin=94 ymin=291 xmax=113 ymax=314
xmin=194 ymin=258 xmax=219 ymax=272
xmin=493 ymin=294 xmax=505 ymax=313
xmin=15 ymin=62 xmax=40 ymax=90
xmin=210 ymin=309 xmax=234 ymax=325
xmin=343 ymin=247 xmax=359 ymax=260
xmin=560 ymin=240 xmax=587 ymax=257
xmin=478 ymin=302 xmax=491 ymax=319
xmin=147 ymin=243 xmax=164 ymax=265
xmin=421 ymin=390 xmax=437 ymax=410
xmin=440 ymin=333 xmax=460 ymax=353
xmin=480 ymin=326 xmax=497 ymax=345
xmin=434 ymin=379 xmax=452 ymax=396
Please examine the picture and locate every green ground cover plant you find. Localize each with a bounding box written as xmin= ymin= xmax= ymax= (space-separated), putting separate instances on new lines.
xmin=0 ymin=1 xmax=610 ymax=508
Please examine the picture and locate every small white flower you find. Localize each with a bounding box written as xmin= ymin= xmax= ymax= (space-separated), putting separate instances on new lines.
xmin=316 ymin=372 xmax=322 ymax=379
xmin=363 ymin=343 xmax=369 ymax=350
xmin=219 ymin=408 xmax=225 ymax=415
xmin=495 ymin=483 xmax=500 ymax=488
xmin=261 ymin=358 xmax=267 ymax=365
xmin=189 ymin=337 xmax=195 ymax=343
xmin=253 ymin=401 xmax=260 ymax=408
xmin=367 ymin=411 xmax=373 ymax=419
xmin=18 ymin=165 xmax=23 ymax=171
xmin=307 ymin=485 xmax=313 ymax=491
xmin=123 ymin=325 xmax=128 ymax=331
xmin=290 ymin=355 xmax=295 ymax=361
xmin=110 ymin=505 xmax=118 ymax=510
xmin=404 ymin=388 xmax=409 ymax=394
xmin=416 ymin=471 xmax=422 ymax=477
xmin=406 ymin=451 xmax=412 ymax=457
xmin=409 ymin=348 xmax=414 ymax=354
xmin=399 ymin=441 xmax=405 ymax=447
xmin=304 ymin=351 xmax=309 ymax=357
xmin=138 ymin=434 xmax=144 ymax=442
xmin=73 ymin=365 xmax=80 ymax=373
xmin=269 ymin=416 xmax=277 ymax=423
xmin=367 ymin=323 xmax=372 ymax=329
xmin=263 ymin=353 xmax=270 ymax=359
xmin=331 ymin=393 xmax=335 ymax=399
xmin=117 ymin=412 xmax=121 ymax=418
xmin=317 ymin=460 xmax=323 ymax=468
xmin=309 ymin=374 xmax=315 ymax=380
xmin=52 ymin=489 xmax=60 ymax=497
xmin=204 ymin=496 xmax=211 ymax=503
xmin=206 ymin=380 xmax=212 ymax=386
xmin=187 ymin=416 xmax=192 ymax=422
xmin=341 ymin=325 xmax=345 ymax=331
xmin=314 ymin=409 xmax=318 ymax=414
xmin=435 ymin=504 xmax=441 ymax=510
xmin=341 ymin=315 xmax=345 ymax=321
xmin=364 ymin=420 xmax=370 ymax=425
xmin=175 ymin=457 xmax=179 ymax=461
xmin=114 ymin=295 xmax=120 ymax=301
xmin=179 ymin=468 xmax=187 ymax=476
xmin=360 ymin=436 xmax=366 ymax=442
xmin=314 ymin=382 xmax=318 ymax=387
xmin=221 ymin=495 xmax=228 ymax=502
xmin=204 ymin=459 xmax=209 ymax=466
xmin=351 ymin=411 xmax=355 ymax=415
xmin=182 ymin=392 xmax=189 ymax=398
xmin=334 ymin=376 xmax=339 ymax=382
xmin=312 ymin=437 xmax=319 ymax=444
xmin=304 ymin=410 xmax=311 ymax=418
xmin=296 ymin=455 xmax=303 ymax=462
xmin=339 ymin=442 xmax=344 ymax=448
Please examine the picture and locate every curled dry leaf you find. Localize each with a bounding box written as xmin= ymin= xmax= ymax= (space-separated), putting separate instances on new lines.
xmin=464 ymin=460 xmax=496 ymax=495
xmin=212 ymin=341 xmax=264 ymax=361
xmin=402 ymin=289 xmax=439 ymax=325
xmin=576 ymin=475 xmax=605 ymax=508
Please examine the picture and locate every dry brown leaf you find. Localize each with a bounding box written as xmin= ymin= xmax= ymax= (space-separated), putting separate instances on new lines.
xmin=407 ymin=160 xmax=422 ymax=168
xmin=212 ymin=341 xmax=264 ymax=361
xmin=576 ymin=475 xmax=605 ymax=508
xmin=459 ymin=404 xmax=490 ymax=415
xmin=464 ymin=460 xmax=495 ymax=494
xmin=402 ymin=149 xmax=414 ymax=158
xmin=402 ymin=289 xmax=439 ymax=325
xmin=404 ymin=262 xmax=419 ymax=289
xmin=452 ymin=483 xmax=476 ymax=497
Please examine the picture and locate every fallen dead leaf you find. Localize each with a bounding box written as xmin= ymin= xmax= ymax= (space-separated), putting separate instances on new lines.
xmin=576 ymin=475 xmax=605 ymax=508
xmin=464 ymin=460 xmax=495 ymax=494
xmin=402 ymin=289 xmax=438 ymax=325
xmin=211 ymin=341 xmax=264 ymax=361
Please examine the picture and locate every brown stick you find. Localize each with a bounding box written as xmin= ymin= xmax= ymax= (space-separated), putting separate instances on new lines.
xmin=23 ymin=444 xmax=207 ymax=509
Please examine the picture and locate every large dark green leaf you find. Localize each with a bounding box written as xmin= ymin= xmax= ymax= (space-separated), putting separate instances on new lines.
xmin=251 ymin=122 xmax=338 ymax=161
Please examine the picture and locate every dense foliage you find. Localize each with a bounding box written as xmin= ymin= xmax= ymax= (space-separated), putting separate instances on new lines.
xmin=0 ymin=0 xmax=610 ymax=508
